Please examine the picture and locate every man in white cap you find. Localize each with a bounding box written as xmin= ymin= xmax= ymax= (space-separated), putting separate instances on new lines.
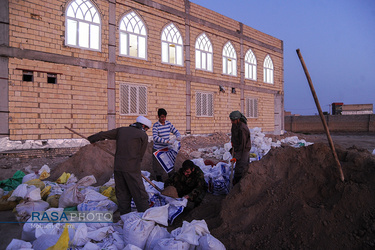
xmin=88 ymin=116 xmax=152 ymax=214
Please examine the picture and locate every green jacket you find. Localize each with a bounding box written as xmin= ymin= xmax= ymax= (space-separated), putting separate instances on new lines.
xmin=164 ymin=166 xmax=207 ymax=205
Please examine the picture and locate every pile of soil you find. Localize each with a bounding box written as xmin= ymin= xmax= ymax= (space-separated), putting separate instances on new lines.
xmin=48 ymin=132 xmax=230 ymax=185
xmin=204 ymin=143 xmax=375 ymax=249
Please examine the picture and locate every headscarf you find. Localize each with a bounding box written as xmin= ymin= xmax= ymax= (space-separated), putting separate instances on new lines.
xmin=229 ymin=110 xmax=247 ymax=125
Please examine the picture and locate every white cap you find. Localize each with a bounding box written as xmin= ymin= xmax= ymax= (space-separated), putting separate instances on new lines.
xmin=136 ymin=116 xmax=152 ymax=128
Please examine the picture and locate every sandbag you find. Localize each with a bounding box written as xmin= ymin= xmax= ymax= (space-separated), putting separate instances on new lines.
xmin=25 ymin=179 xmax=45 ymax=190
xmin=153 ymin=238 xmax=190 ymax=250
xmin=142 ymin=204 xmax=169 ymax=226
xmin=16 ymin=200 xmax=49 ymax=222
xmin=59 ymin=175 xmax=96 ymax=208
xmin=145 ymin=225 xmax=171 ymax=250
xmin=71 ymin=223 xmax=89 ymax=247
xmin=197 ymin=234 xmax=226 ymax=250
xmin=0 ymin=198 xmax=18 ymax=211
xmin=32 ymin=234 xmax=60 ymax=250
xmin=47 ymin=195 xmax=60 ymax=208
xmin=5 ymin=239 xmax=33 ymax=250
xmin=122 ymin=212 xmax=155 ymax=249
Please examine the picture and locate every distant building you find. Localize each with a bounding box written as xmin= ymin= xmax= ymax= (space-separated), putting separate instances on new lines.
xmin=332 ymin=103 xmax=373 ymax=115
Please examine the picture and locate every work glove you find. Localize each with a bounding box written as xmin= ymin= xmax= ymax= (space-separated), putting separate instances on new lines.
xmin=230 ymin=158 xmax=237 ymax=163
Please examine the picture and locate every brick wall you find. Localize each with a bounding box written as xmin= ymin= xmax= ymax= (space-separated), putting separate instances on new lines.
xmin=3 ymin=0 xmax=284 ymax=140
xmin=285 ymin=115 xmax=375 ymax=133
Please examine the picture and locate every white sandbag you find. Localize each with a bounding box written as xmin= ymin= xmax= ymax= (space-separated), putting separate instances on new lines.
xmin=78 ymin=199 xmax=118 ymax=213
xmin=22 ymin=173 xmax=39 ymax=183
xmin=145 ymin=225 xmax=171 ymax=250
xmin=173 ymin=220 xmax=210 ymax=246
xmin=16 ymin=200 xmax=50 ymax=221
xmin=58 ymin=175 xmax=96 ymax=208
xmin=32 ymin=233 xmax=60 ymax=250
xmin=197 ymin=234 xmax=226 ymax=250
xmin=25 ymin=187 xmax=41 ymax=201
xmin=153 ymin=238 xmax=190 ymax=250
xmin=122 ymin=212 xmax=155 ymax=249
xmin=142 ymin=204 xmax=169 ymax=226
xmin=71 ymin=223 xmax=89 ymax=247
xmin=87 ymin=226 xmax=115 ymax=242
xmin=372 ymin=149 xmax=375 ymax=155
xmin=6 ymin=239 xmax=33 ymax=250
xmin=124 ymin=244 xmax=142 ymax=250
xmin=82 ymin=189 xmax=109 ymax=202
xmin=8 ymin=184 xmax=28 ymax=201
xmin=112 ymin=231 xmax=125 ymax=249
xmin=21 ymin=217 xmax=37 ymax=241
xmin=82 ymin=241 xmax=100 ymax=250
xmin=35 ymin=223 xmax=61 ymax=238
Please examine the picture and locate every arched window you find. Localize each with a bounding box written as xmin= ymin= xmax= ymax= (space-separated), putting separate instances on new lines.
xmin=245 ymin=49 xmax=257 ymax=80
xmin=263 ymin=55 xmax=274 ymax=84
xmin=161 ymin=23 xmax=183 ymax=66
xmin=222 ymin=42 xmax=237 ymax=76
xmin=65 ymin=0 xmax=101 ymax=51
xmin=195 ymin=33 xmax=213 ymax=71
xmin=119 ymin=11 xmax=147 ymax=59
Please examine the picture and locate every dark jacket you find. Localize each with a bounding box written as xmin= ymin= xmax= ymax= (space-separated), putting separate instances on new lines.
xmin=88 ymin=123 xmax=148 ymax=173
xmin=231 ymin=121 xmax=251 ymax=159
xmin=164 ymin=166 xmax=207 ymax=205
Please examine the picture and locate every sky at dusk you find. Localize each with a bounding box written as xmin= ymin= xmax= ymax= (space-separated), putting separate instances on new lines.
xmin=190 ymin=0 xmax=375 ymax=115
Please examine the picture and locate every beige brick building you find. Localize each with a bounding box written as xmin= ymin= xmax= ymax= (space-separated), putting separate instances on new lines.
xmin=0 ymin=0 xmax=284 ymax=140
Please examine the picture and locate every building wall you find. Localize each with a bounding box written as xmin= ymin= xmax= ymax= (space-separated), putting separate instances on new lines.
xmin=285 ymin=115 xmax=375 ymax=133
xmin=1 ymin=0 xmax=284 ymax=140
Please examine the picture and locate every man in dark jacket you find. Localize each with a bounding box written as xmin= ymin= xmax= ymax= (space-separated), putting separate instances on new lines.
xmin=87 ymin=116 xmax=152 ymax=215
xmin=164 ymin=160 xmax=207 ymax=210
xmin=229 ymin=110 xmax=251 ymax=185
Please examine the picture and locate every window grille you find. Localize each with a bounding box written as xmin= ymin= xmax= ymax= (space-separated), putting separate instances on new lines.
xmin=263 ymin=55 xmax=274 ymax=84
xmin=120 ymin=83 xmax=147 ymax=115
xmin=246 ymin=98 xmax=258 ymax=118
xmin=119 ymin=11 xmax=147 ymax=59
xmin=161 ymin=23 xmax=183 ymax=66
xmin=196 ymin=92 xmax=213 ymax=117
xmin=195 ymin=33 xmax=213 ymax=71
xmin=222 ymin=42 xmax=237 ymax=76
xmin=245 ymin=49 xmax=257 ymax=80
xmin=65 ymin=0 xmax=101 ymax=51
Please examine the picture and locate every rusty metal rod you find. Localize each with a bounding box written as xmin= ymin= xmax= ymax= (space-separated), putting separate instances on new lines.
xmin=64 ymin=126 xmax=164 ymax=192
xmin=296 ymin=49 xmax=344 ymax=182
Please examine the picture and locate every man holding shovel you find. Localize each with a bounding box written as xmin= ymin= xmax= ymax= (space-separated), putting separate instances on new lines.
xmin=229 ymin=111 xmax=251 ymax=185
xmin=87 ymin=116 xmax=152 ymax=215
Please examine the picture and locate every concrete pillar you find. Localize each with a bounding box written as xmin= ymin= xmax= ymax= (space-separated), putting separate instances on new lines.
xmin=0 ymin=0 xmax=9 ymax=137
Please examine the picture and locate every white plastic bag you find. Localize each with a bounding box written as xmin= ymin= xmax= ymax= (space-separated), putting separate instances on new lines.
xmin=71 ymin=223 xmax=89 ymax=247
xmin=87 ymin=226 xmax=115 ymax=241
xmin=122 ymin=212 xmax=155 ymax=249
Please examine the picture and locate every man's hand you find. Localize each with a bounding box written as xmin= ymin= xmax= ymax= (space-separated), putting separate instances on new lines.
xmin=230 ymin=158 xmax=237 ymax=163
xmin=183 ymin=195 xmax=190 ymax=199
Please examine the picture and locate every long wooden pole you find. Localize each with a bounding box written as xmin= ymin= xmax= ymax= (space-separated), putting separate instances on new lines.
xmin=64 ymin=126 xmax=164 ymax=192
xmin=296 ymin=49 xmax=344 ymax=182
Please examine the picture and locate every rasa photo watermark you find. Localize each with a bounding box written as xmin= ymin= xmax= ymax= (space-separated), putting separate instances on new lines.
xmin=30 ymin=211 xmax=113 ymax=223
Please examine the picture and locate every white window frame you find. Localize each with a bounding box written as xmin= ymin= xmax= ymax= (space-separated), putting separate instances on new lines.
xmin=263 ymin=55 xmax=274 ymax=84
xmin=161 ymin=23 xmax=184 ymax=66
xmin=119 ymin=83 xmax=148 ymax=115
xmin=246 ymin=97 xmax=258 ymax=118
xmin=65 ymin=0 xmax=101 ymax=51
xmin=119 ymin=11 xmax=147 ymax=59
xmin=245 ymin=49 xmax=257 ymax=80
xmin=196 ymin=91 xmax=214 ymax=117
xmin=195 ymin=33 xmax=213 ymax=72
xmin=222 ymin=42 xmax=237 ymax=76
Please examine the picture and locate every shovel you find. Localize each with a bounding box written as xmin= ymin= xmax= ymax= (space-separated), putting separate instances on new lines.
xmin=64 ymin=126 xmax=163 ymax=193
xmin=229 ymin=149 xmax=235 ymax=191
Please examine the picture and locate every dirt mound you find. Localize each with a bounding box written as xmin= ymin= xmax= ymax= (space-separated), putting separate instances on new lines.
xmin=209 ymin=143 xmax=375 ymax=249
xmin=48 ymin=140 xmax=117 ymax=185
xmin=48 ymin=133 xmax=230 ymax=185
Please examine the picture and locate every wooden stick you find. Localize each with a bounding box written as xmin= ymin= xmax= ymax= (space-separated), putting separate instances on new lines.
xmin=296 ymin=49 xmax=345 ymax=182
xmin=64 ymin=126 xmax=164 ymax=192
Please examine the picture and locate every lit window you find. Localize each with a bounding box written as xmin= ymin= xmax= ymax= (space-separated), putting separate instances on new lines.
xmin=120 ymin=83 xmax=147 ymax=115
xmin=65 ymin=0 xmax=101 ymax=51
xmin=161 ymin=23 xmax=183 ymax=66
xmin=245 ymin=49 xmax=257 ymax=80
xmin=195 ymin=33 xmax=213 ymax=71
xmin=263 ymin=55 xmax=274 ymax=84
xmin=196 ymin=92 xmax=213 ymax=117
xmin=119 ymin=11 xmax=147 ymax=59
xmin=222 ymin=42 xmax=237 ymax=76
xmin=246 ymin=97 xmax=258 ymax=118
